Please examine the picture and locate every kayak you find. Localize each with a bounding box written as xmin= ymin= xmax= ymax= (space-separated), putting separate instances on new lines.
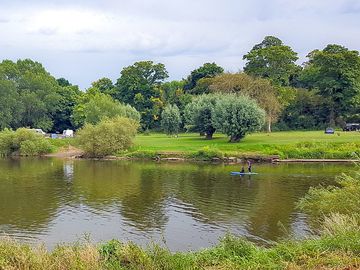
xmin=230 ymin=172 xmax=258 ymax=175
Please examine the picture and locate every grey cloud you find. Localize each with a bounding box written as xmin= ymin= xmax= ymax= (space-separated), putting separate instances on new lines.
xmin=0 ymin=0 xmax=359 ymax=89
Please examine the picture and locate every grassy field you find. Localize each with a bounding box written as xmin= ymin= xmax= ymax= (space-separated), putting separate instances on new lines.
xmin=130 ymin=131 xmax=360 ymax=159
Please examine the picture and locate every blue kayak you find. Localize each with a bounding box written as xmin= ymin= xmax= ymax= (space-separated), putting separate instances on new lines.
xmin=230 ymin=172 xmax=258 ymax=175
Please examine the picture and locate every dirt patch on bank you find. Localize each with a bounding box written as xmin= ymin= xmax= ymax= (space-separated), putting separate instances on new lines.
xmin=45 ymin=146 xmax=84 ymax=158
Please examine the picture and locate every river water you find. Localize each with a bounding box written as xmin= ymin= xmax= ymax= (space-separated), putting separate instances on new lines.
xmin=0 ymin=158 xmax=355 ymax=251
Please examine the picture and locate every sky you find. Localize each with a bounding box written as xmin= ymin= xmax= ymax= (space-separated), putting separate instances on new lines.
xmin=1 ymin=0 xmax=359 ymax=89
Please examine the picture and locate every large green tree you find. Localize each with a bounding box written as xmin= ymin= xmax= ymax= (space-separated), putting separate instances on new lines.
xmin=299 ymin=44 xmax=360 ymax=125
xmin=72 ymin=90 xmax=140 ymax=128
xmin=243 ymin=36 xmax=299 ymax=86
xmin=115 ymin=61 xmax=168 ymax=129
xmin=0 ymin=59 xmax=61 ymax=131
xmin=184 ymin=62 xmax=224 ymax=93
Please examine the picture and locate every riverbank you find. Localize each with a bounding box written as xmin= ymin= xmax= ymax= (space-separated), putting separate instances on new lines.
xmin=48 ymin=130 xmax=360 ymax=162
xmin=1 ymin=218 xmax=359 ymax=270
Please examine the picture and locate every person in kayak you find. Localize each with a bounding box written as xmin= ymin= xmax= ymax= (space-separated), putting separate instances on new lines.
xmin=240 ymin=166 xmax=245 ymax=173
xmin=247 ymin=160 xmax=252 ymax=173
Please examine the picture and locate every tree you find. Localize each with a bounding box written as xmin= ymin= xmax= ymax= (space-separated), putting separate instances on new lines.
xmin=213 ymin=94 xmax=265 ymax=142
xmin=184 ymin=94 xmax=218 ymax=139
xmin=161 ymin=104 xmax=181 ymax=135
xmin=299 ymin=44 xmax=360 ymax=125
xmin=91 ymin=77 xmax=116 ymax=96
xmin=278 ymin=89 xmax=326 ymax=130
xmin=72 ymin=91 xmax=140 ymax=128
xmin=243 ymin=36 xmax=299 ymax=86
xmin=0 ymin=59 xmax=62 ymax=131
xmin=184 ymin=62 xmax=224 ymax=92
xmin=0 ymin=79 xmax=23 ymax=130
xmin=52 ymin=84 xmax=82 ymax=132
xmin=56 ymin=78 xmax=71 ymax=87
xmin=207 ymin=73 xmax=282 ymax=132
xmin=77 ymin=117 xmax=139 ymax=157
xmin=115 ymin=61 xmax=168 ymax=129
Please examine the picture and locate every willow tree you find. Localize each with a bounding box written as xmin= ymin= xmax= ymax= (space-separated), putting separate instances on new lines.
xmin=208 ymin=73 xmax=281 ymax=132
xmin=213 ymin=94 xmax=265 ymax=142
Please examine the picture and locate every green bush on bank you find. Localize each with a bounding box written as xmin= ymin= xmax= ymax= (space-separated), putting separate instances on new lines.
xmin=77 ymin=117 xmax=139 ymax=158
xmin=0 ymin=128 xmax=53 ymax=156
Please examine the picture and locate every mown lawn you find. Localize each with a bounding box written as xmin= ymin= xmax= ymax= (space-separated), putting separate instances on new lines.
xmin=132 ymin=131 xmax=360 ymax=156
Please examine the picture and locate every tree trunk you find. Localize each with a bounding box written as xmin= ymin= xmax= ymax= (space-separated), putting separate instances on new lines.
xmin=229 ymin=135 xmax=241 ymax=143
xmin=267 ymin=116 xmax=272 ymax=133
xmin=205 ymin=133 xmax=213 ymax=140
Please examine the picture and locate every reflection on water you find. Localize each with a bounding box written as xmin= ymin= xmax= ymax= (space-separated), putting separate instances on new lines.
xmin=0 ymin=158 xmax=356 ymax=251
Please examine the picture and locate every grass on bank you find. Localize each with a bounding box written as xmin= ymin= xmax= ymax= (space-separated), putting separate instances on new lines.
xmin=0 ymin=214 xmax=359 ymax=270
xmin=128 ymin=131 xmax=360 ymax=160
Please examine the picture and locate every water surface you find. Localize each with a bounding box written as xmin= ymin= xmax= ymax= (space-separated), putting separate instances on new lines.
xmin=0 ymin=158 xmax=355 ymax=251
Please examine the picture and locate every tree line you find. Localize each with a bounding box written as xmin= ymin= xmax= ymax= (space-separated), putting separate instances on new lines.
xmin=0 ymin=36 xmax=359 ymax=136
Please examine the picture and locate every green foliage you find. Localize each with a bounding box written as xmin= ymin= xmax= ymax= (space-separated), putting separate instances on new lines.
xmin=52 ymin=84 xmax=82 ymax=132
xmin=299 ymin=44 xmax=360 ymax=124
xmin=160 ymin=104 xmax=181 ymax=135
xmin=184 ymin=94 xmax=219 ymax=139
xmin=114 ymin=61 xmax=168 ymax=130
xmin=277 ymin=88 xmax=327 ymax=130
xmin=243 ymin=36 xmax=299 ymax=86
xmin=188 ymin=146 xmax=224 ymax=161
xmin=91 ymin=77 xmax=116 ymax=96
xmin=265 ymin=142 xmax=360 ymax=159
xmin=0 ymin=59 xmax=62 ymax=131
xmin=207 ymin=73 xmax=282 ymax=132
xmin=0 ymin=128 xmax=53 ymax=156
xmin=213 ymin=95 xmax=266 ymax=142
xmin=298 ymin=168 xmax=360 ymax=219
xmin=184 ymin=62 xmax=224 ymax=92
xmin=72 ymin=91 xmax=140 ymax=127
xmin=76 ymin=117 xmax=139 ymax=157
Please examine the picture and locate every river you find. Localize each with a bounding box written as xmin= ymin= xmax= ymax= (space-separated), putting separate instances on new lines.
xmin=0 ymin=158 xmax=356 ymax=251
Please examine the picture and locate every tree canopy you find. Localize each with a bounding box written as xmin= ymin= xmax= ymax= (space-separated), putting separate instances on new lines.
xmin=115 ymin=61 xmax=168 ymax=130
xmin=184 ymin=62 xmax=224 ymax=93
xmin=299 ymin=44 xmax=360 ymax=125
xmin=243 ymin=36 xmax=299 ymax=86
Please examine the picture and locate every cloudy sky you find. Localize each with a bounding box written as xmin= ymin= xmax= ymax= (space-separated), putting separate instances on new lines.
xmin=1 ymin=0 xmax=359 ymax=88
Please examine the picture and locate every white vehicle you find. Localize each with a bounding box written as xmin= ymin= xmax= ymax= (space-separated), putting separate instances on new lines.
xmin=63 ymin=129 xmax=74 ymax=138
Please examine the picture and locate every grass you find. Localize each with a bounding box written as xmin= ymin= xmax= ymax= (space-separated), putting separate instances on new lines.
xmin=1 ymin=215 xmax=359 ymax=270
xmin=129 ymin=131 xmax=360 ymax=159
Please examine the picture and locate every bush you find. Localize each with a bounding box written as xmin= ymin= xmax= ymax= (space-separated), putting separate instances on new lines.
xmin=0 ymin=128 xmax=52 ymax=156
xmin=298 ymin=169 xmax=360 ymax=220
xmin=77 ymin=117 xmax=139 ymax=157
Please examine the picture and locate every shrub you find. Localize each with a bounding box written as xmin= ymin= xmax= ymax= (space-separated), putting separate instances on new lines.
xmin=0 ymin=128 xmax=52 ymax=156
xmin=161 ymin=104 xmax=181 ymax=135
xmin=77 ymin=117 xmax=139 ymax=157
xmin=298 ymin=170 xmax=360 ymax=220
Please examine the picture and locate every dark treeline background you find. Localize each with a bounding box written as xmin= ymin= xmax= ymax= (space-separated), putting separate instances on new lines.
xmin=1 ymin=36 xmax=359 ymax=133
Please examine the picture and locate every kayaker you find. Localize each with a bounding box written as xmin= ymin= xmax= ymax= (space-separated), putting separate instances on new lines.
xmin=247 ymin=160 xmax=252 ymax=173
xmin=240 ymin=166 xmax=245 ymax=173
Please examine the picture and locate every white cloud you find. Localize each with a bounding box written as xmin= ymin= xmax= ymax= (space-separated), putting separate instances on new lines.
xmin=0 ymin=0 xmax=359 ymax=88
